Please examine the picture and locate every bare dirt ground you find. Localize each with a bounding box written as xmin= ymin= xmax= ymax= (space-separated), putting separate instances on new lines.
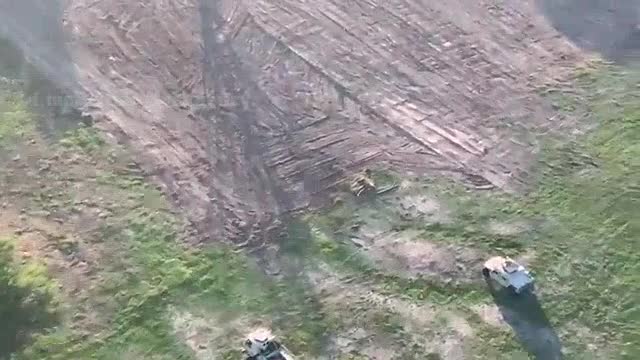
xmin=1 ymin=0 xmax=623 ymax=246
xmin=306 ymin=263 xmax=476 ymax=359
xmin=171 ymin=309 xmax=257 ymax=360
xmin=353 ymin=194 xmax=485 ymax=282
xmin=1 ymin=2 xmax=638 ymax=358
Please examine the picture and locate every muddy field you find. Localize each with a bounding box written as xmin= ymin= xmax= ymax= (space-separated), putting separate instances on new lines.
xmin=2 ymin=0 xmax=637 ymax=245
xmin=0 ymin=1 xmax=639 ymax=359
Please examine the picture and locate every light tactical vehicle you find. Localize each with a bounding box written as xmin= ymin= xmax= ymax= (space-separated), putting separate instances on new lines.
xmin=243 ymin=328 xmax=295 ymax=360
xmin=482 ymin=256 xmax=534 ymax=294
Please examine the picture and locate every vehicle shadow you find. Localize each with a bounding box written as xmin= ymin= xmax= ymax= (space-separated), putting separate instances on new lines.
xmin=486 ymin=280 xmax=563 ymax=360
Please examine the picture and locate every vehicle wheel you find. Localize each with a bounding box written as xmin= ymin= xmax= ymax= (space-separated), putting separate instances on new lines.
xmin=482 ymin=268 xmax=490 ymax=278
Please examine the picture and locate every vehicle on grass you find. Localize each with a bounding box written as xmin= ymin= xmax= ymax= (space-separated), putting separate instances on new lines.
xmin=482 ymin=256 xmax=534 ymax=295
xmin=242 ymin=328 xmax=295 ymax=360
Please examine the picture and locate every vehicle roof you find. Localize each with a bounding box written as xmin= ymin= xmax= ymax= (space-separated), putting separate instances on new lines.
xmin=484 ymin=256 xmax=512 ymax=271
xmin=248 ymin=328 xmax=275 ymax=342
xmin=485 ymin=256 xmax=532 ymax=289
xmin=505 ymin=269 xmax=532 ymax=289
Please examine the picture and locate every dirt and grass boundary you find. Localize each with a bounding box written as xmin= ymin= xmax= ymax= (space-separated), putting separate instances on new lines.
xmin=1 ymin=54 xmax=638 ymax=360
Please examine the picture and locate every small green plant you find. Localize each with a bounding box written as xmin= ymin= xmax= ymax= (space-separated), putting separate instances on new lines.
xmin=59 ymin=125 xmax=105 ymax=153
xmin=0 ymin=90 xmax=33 ymax=148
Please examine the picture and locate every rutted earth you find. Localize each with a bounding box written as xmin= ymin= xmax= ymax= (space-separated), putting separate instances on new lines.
xmin=1 ymin=0 xmax=638 ymax=359
xmin=4 ymin=0 xmax=631 ymax=246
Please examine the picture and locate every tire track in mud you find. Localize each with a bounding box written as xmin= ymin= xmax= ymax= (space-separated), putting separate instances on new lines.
xmin=198 ymin=0 xmax=295 ymax=245
xmin=1 ymin=0 xmax=597 ymax=248
xmin=247 ymin=0 xmax=578 ymax=191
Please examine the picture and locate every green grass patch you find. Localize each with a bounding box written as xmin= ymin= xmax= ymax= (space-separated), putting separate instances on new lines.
xmin=293 ymin=214 xmax=489 ymax=308
xmin=85 ymin=192 xmax=329 ymax=358
xmin=0 ymin=112 xmax=330 ymax=358
xmin=0 ymin=89 xmax=34 ymax=148
xmin=430 ymin=64 xmax=639 ymax=358
xmin=297 ymin=63 xmax=640 ymax=358
xmin=523 ymin=65 xmax=639 ymax=358
xmin=0 ymin=237 xmax=59 ymax=358
xmin=58 ymin=125 xmax=106 ymax=154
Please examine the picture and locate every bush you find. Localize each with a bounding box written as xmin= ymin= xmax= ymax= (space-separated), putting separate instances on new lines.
xmin=0 ymin=238 xmax=58 ymax=359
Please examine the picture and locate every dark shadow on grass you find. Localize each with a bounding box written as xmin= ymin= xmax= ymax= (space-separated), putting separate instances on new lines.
xmin=0 ymin=242 xmax=59 ymax=359
xmin=245 ymin=219 xmax=334 ymax=356
xmin=486 ymin=279 xmax=563 ymax=360
xmin=537 ymin=0 xmax=640 ymax=62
